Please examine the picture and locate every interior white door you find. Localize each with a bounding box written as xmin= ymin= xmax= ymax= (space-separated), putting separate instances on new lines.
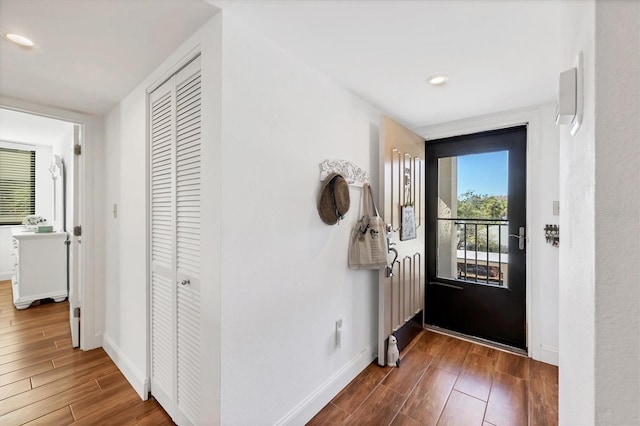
xmin=173 ymin=57 xmax=202 ymax=426
xmin=378 ymin=116 xmax=425 ymax=366
xmin=149 ymin=55 xmax=201 ymax=425
xmin=150 ymin=77 xmax=177 ymax=416
xmin=69 ymin=124 xmax=81 ymax=348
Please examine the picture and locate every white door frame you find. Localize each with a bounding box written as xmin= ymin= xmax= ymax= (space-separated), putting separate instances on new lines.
xmin=0 ymin=96 xmax=102 ymax=350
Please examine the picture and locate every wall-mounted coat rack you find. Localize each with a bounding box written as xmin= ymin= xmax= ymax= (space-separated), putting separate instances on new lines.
xmin=319 ymin=159 xmax=369 ymax=187
xmin=544 ymin=224 xmax=559 ymax=247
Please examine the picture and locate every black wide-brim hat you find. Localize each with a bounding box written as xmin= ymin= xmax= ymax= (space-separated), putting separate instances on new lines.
xmin=318 ymin=173 xmax=350 ymax=225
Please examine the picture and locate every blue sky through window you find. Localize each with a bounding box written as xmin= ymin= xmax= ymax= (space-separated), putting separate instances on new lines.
xmin=457 ymin=151 xmax=508 ymax=197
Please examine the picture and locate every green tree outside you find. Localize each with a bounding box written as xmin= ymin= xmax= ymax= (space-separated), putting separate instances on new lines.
xmin=456 ymin=190 xmax=508 ymax=253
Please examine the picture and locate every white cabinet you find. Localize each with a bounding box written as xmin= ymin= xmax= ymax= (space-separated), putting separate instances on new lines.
xmin=11 ymin=228 xmax=68 ymax=309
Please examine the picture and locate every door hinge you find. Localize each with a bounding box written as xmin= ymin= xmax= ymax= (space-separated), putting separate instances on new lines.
xmin=73 ymin=307 xmax=81 ymax=318
xmin=73 ymin=226 xmax=82 ymax=236
xmin=74 ymin=144 xmax=82 ymax=155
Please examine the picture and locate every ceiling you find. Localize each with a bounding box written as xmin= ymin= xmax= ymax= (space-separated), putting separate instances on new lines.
xmin=0 ymin=108 xmax=73 ymax=146
xmin=0 ymin=0 xmax=562 ymax=128
xmin=0 ymin=0 xmax=219 ymax=115
xmin=211 ymin=0 xmax=563 ymax=128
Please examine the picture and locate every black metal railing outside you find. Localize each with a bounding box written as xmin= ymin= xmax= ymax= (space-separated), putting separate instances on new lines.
xmin=437 ymin=217 xmax=508 ymax=286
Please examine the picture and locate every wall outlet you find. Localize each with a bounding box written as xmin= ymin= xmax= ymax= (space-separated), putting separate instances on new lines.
xmin=335 ymin=319 xmax=343 ymax=348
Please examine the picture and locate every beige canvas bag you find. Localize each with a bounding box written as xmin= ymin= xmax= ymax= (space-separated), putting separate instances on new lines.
xmin=348 ymin=183 xmax=388 ymax=269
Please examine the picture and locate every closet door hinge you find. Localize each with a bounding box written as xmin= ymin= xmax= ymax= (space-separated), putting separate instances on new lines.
xmin=73 ymin=226 xmax=82 ymax=236
xmin=74 ymin=144 xmax=82 ymax=155
xmin=73 ymin=307 xmax=81 ymax=318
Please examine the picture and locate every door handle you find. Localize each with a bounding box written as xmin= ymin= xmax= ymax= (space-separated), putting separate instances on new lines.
xmin=508 ymin=226 xmax=526 ymax=250
xmin=385 ymin=248 xmax=399 ymax=277
xmin=180 ymin=279 xmax=190 ymax=286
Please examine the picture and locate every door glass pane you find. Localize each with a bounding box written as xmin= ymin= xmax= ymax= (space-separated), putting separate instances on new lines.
xmin=436 ymin=151 xmax=509 ymax=287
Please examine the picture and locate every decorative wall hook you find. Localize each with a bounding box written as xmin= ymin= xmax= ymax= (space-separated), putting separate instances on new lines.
xmin=319 ymin=159 xmax=369 ymax=187
xmin=544 ymin=224 xmax=559 ymax=247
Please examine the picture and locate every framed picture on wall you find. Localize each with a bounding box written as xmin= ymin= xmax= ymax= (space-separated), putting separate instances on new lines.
xmin=400 ymin=205 xmax=416 ymax=241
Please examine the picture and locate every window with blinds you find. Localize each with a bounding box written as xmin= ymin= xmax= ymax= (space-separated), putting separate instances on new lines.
xmin=0 ymin=147 xmax=36 ymax=225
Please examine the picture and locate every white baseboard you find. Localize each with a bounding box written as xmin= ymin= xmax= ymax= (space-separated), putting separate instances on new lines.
xmin=102 ymin=333 xmax=150 ymax=400
xmin=275 ymin=344 xmax=376 ymax=425
xmin=539 ymin=344 xmax=559 ymax=366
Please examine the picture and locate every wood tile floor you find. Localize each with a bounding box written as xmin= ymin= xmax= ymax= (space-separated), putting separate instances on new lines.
xmin=309 ymin=329 xmax=558 ymax=426
xmin=0 ymin=280 xmax=173 ymax=425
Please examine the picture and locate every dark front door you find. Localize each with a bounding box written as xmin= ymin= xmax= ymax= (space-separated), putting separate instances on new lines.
xmin=425 ymin=126 xmax=527 ymax=349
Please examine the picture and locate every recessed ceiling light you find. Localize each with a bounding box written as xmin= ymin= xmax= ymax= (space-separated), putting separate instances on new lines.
xmin=428 ymin=74 xmax=449 ymax=86
xmin=2 ymin=33 xmax=34 ymax=47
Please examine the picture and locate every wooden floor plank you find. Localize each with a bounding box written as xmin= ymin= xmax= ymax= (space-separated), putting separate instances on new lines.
xmin=135 ymin=405 xmax=175 ymax=426
xmin=0 ymin=346 xmax=75 ymax=374
xmin=0 ymin=378 xmax=31 ymax=400
xmin=96 ymin=370 xmax=127 ymax=391
xmin=30 ymin=349 xmax=109 ymax=388
xmin=432 ymin=337 xmax=472 ymax=375
xmin=390 ymin=412 xmax=423 ymax=426
xmin=400 ymin=366 xmax=457 ymax=426
xmin=529 ymin=360 xmax=558 ymax=426
xmin=23 ymin=406 xmax=75 ymax=426
xmin=0 ymin=380 xmax=101 ymax=424
xmin=0 ymin=340 xmax=62 ymax=366
xmin=495 ymin=351 xmax=529 ymax=380
xmin=52 ymin=347 xmax=106 ymax=368
xmin=454 ymin=352 xmax=496 ymax=402
xmin=437 ymin=390 xmax=486 ymax=426
xmin=382 ymin=349 xmax=433 ymax=395
xmin=70 ymin=380 xmax=139 ymax=421
xmin=331 ymin=363 xmax=390 ymax=413
xmin=471 ymin=345 xmax=498 ymax=359
xmin=344 ymin=385 xmax=405 ymax=426
xmin=0 ymin=336 xmax=60 ymax=359
xmin=484 ymin=372 xmax=528 ymax=426
xmin=0 ymin=311 xmax=69 ymax=332
xmin=307 ymin=402 xmax=350 ymax=425
xmin=0 ymin=360 xmax=53 ymax=387
xmin=412 ymin=331 xmax=451 ymax=358
xmin=0 ymin=361 xmax=118 ymax=416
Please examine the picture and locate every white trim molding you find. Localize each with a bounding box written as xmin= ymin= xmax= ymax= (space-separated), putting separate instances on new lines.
xmin=275 ymin=344 xmax=376 ymax=425
xmin=102 ymin=333 xmax=150 ymax=400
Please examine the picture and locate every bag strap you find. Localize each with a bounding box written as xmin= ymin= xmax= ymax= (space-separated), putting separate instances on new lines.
xmin=362 ymin=183 xmax=370 ymax=217
xmin=367 ymin=184 xmax=381 ymax=218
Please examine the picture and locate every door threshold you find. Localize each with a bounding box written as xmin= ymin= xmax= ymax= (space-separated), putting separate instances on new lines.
xmin=424 ymin=325 xmax=528 ymax=357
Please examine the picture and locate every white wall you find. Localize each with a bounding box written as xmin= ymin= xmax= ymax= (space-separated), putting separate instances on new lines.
xmin=558 ymin=1 xmax=596 ymax=424
xmin=560 ymin=0 xmax=640 ymax=424
xmin=416 ymin=104 xmax=560 ymax=366
xmin=593 ymin=1 xmax=639 ymax=424
xmin=219 ymin=15 xmax=380 ymax=425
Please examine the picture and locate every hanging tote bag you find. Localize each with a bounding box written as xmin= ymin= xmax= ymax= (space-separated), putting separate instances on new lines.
xmin=348 ymin=183 xmax=388 ymax=269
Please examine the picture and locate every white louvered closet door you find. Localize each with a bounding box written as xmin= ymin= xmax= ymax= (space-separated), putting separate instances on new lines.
xmin=149 ymin=55 xmax=201 ymax=426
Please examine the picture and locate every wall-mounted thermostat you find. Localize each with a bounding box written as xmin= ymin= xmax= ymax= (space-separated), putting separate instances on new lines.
xmin=556 ymin=67 xmax=577 ymax=125
xmin=556 ymin=51 xmax=583 ymax=136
